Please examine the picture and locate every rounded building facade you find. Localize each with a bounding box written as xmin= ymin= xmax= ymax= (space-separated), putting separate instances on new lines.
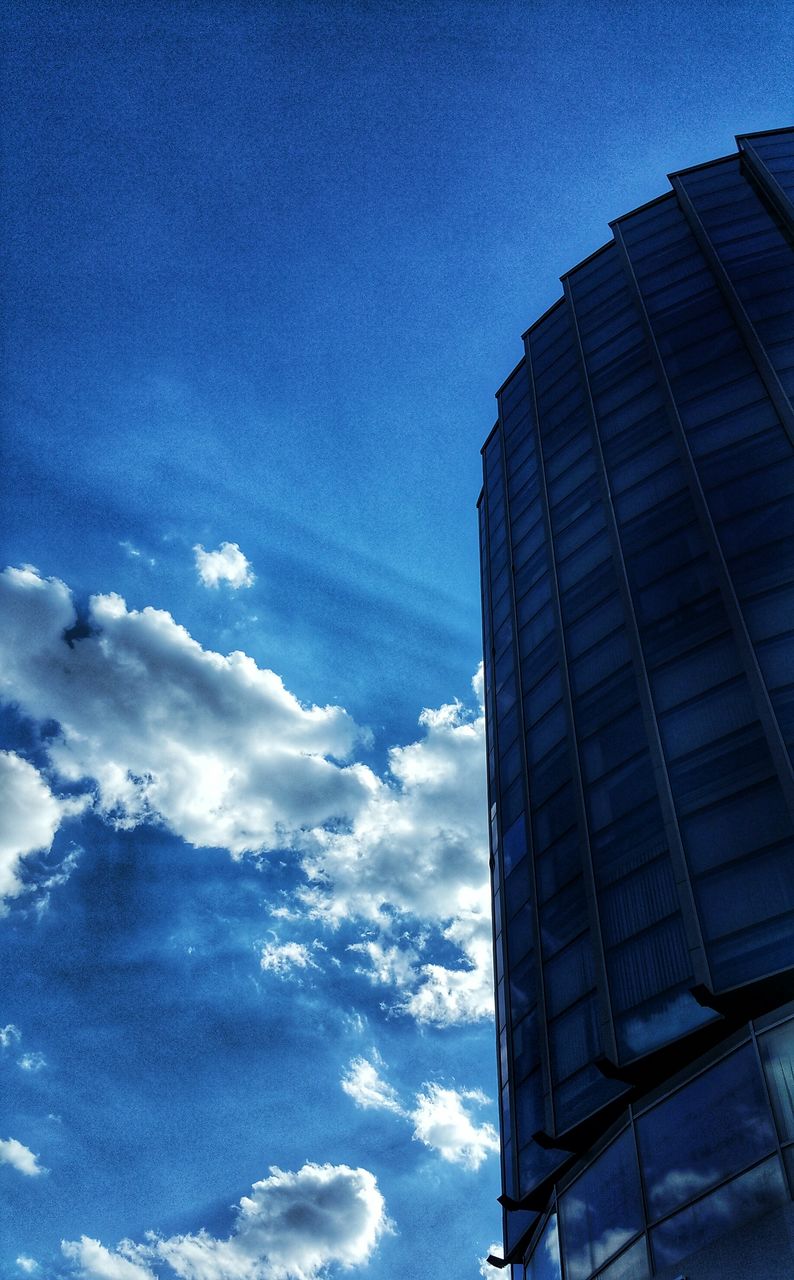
xmin=478 ymin=127 xmax=794 ymax=1278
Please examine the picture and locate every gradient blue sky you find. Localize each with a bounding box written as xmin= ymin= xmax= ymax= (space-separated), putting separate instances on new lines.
xmin=0 ymin=2 xmax=791 ymax=1277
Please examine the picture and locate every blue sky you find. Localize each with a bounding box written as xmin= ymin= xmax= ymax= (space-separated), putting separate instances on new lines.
xmin=0 ymin=2 xmax=791 ymax=1277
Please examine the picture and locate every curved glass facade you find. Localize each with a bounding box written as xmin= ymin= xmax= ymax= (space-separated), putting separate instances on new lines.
xmin=479 ymin=128 xmax=794 ymax=1276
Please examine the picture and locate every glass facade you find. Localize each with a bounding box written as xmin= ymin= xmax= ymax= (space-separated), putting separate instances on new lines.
xmin=480 ymin=129 xmax=794 ymax=1276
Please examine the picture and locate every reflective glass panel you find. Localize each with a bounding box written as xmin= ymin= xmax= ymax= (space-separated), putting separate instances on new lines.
xmin=559 ymin=1128 xmax=643 ymax=1280
xmin=759 ymin=1017 xmax=794 ymax=1142
xmin=526 ymin=1212 xmax=561 ymax=1280
xmin=636 ymin=1044 xmax=776 ymax=1219
xmin=650 ymin=1156 xmax=788 ymax=1269
xmin=594 ymin=1238 xmax=649 ymax=1280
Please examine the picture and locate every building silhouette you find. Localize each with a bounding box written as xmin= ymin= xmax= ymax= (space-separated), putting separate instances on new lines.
xmin=479 ymin=128 xmax=794 ymax=1279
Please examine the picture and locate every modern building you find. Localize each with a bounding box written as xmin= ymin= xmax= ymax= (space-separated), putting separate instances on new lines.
xmin=478 ymin=127 xmax=794 ymax=1280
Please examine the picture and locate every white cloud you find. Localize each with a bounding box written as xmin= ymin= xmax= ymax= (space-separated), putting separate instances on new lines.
xmin=193 ymin=541 xmax=255 ymax=590
xmin=18 ymin=1052 xmax=46 ymax=1073
xmin=15 ymin=1259 xmax=39 ymax=1275
xmin=259 ymin=940 xmax=318 ymax=978
xmin=339 ymin=1057 xmax=498 ymax=1174
xmin=0 ymin=566 xmax=371 ymax=857
xmin=61 ymin=1239 xmax=155 ymax=1280
xmin=409 ymin=1084 xmax=499 ymax=1171
xmin=0 ymin=567 xmax=492 ymax=1027
xmin=340 ymin=1055 xmax=405 ymax=1116
xmin=479 ymin=1245 xmax=504 ymax=1277
xmin=0 ymin=1138 xmax=45 ymax=1177
xmin=63 ymin=1163 xmax=391 ymax=1280
xmin=1 ymin=1023 xmax=21 ymax=1049
xmin=0 ymin=751 xmax=83 ymax=910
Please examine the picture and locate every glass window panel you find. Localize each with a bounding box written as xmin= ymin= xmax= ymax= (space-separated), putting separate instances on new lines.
xmin=569 ymin=627 xmax=631 ymax=697
xmin=616 ymin=985 xmax=713 ymax=1059
xmin=526 ymin=1212 xmax=561 ymax=1280
xmin=519 ymin=599 xmax=555 ymax=653
xmin=588 ymin=754 xmax=657 ymax=831
xmin=527 ymin=702 xmax=567 ymax=765
xmin=510 ymin=953 xmax=536 ymax=1026
xmin=657 ymin=677 xmax=757 ymax=760
xmin=580 ymin=703 xmax=645 ymax=782
xmin=549 ymin=994 xmax=599 ymax=1082
xmin=600 ymin=855 xmax=678 ymax=946
xmin=681 ymin=778 xmax=793 ymax=874
xmin=593 ymin=1238 xmax=649 ymax=1280
xmin=536 ymin=828 xmax=581 ymax=903
xmin=566 ymin=592 xmax=623 ymax=659
xmin=500 ymin=740 xmax=522 ymax=789
xmin=540 ymin=880 xmax=587 ymax=959
xmin=530 ymin=738 xmax=570 ymax=809
xmin=575 ymin=665 xmax=638 ymax=739
xmin=606 ymin=916 xmax=690 ymax=1013
xmin=559 ymin=1128 xmax=644 ymax=1280
xmin=515 ymin=1062 xmax=546 ymax=1139
xmin=507 ymin=902 xmax=533 ymax=963
xmin=545 ymin=934 xmax=595 ymax=1018
xmin=650 ymin=1156 xmax=788 ymax=1271
xmin=504 ymin=859 xmax=532 ymax=924
xmin=759 ymin=1018 xmax=794 ymax=1143
xmin=650 ymin=632 xmax=738 ymax=711
xmin=513 ymin=1010 xmax=540 ymax=1084
xmin=533 ymin=785 xmax=577 ymax=854
xmin=637 ymin=1044 xmax=777 ymax=1219
xmin=503 ymin=814 xmax=528 ymax=875
xmin=557 ymin=531 xmax=611 ymax=590
xmin=591 ymin=797 xmax=668 ymax=886
xmin=667 ymin=723 xmax=773 ymax=816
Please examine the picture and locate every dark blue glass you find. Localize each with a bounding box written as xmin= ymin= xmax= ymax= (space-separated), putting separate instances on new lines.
xmin=650 ymin=1157 xmax=788 ymax=1270
xmin=559 ymin=1128 xmax=644 ymax=1280
xmin=636 ymin=1044 xmax=776 ymax=1219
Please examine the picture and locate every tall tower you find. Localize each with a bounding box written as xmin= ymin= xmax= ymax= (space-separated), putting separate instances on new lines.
xmin=479 ymin=128 xmax=794 ymax=1280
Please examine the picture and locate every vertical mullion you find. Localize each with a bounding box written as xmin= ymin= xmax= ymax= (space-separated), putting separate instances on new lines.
xmin=496 ymin=392 xmax=556 ymax=1151
xmin=523 ymin=320 xmax=620 ymax=1095
xmin=612 ymin=217 xmax=794 ymax=856
xmin=478 ymin=484 xmax=515 ymax=1217
xmin=738 ymin=136 xmax=794 ymax=233
xmin=562 ymin=275 xmax=713 ymax=1003
xmin=671 ymin=174 xmax=794 ymax=448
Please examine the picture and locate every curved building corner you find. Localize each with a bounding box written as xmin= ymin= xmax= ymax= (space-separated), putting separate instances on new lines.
xmin=478 ymin=127 xmax=794 ymax=1279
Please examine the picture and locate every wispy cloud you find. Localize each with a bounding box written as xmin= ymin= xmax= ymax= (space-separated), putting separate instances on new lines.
xmin=259 ymin=940 xmax=319 ymax=979
xmin=17 ymin=1052 xmax=46 ymax=1073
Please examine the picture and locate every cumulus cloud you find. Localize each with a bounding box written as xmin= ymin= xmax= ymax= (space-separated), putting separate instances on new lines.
xmin=0 ymin=566 xmax=492 ymax=1027
xmin=16 ymin=1259 xmax=39 ymax=1275
xmin=339 ymin=1057 xmax=499 ymax=1172
xmin=1 ymin=1024 xmax=21 ymax=1049
xmin=0 ymin=566 xmax=371 ymax=856
xmin=61 ymin=1239 xmax=156 ymax=1280
xmin=193 ymin=541 xmax=255 ymax=589
xmin=409 ymin=1084 xmax=499 ymax=1171
xmin=300 ymin=677 xmax=492 ymax=1025
xmin=340 ymin=1055 xmax=405 ymax=1116
xmin=259 ymin=940 xmax=318 ymax=978
xmin=0 ymin=751 xmax=83 ymax=910
xmin=62 ymin=1163 xmax=391 ymax=1280
xmin=0 ymin=1138 xmax=45 ymax=1177
xmin=479 ymin=1245 xmax=504 ymax=1277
